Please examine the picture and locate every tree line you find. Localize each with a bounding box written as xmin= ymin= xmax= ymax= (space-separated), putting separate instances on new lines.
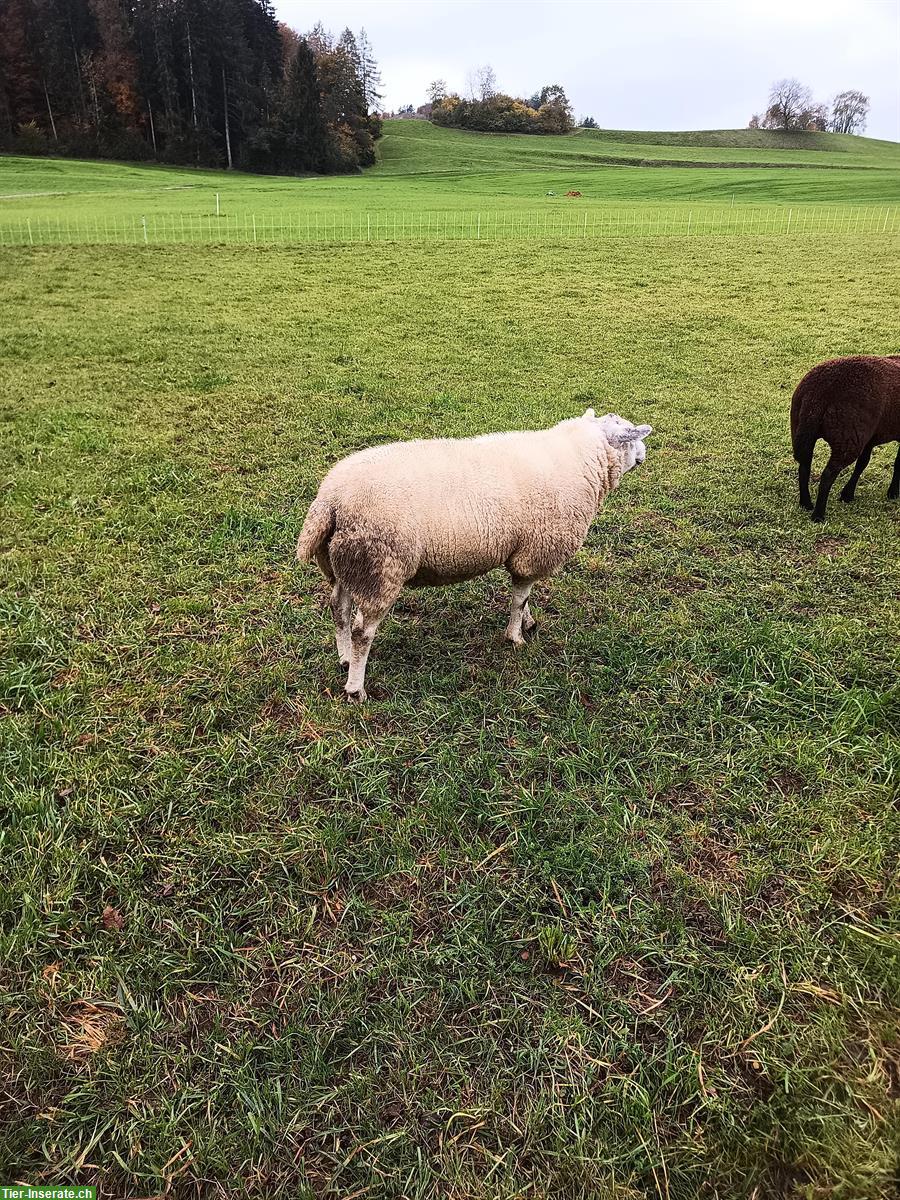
xmin=750 ymin=79 xmax=869 ymax=134
xmin=0 ymin=0 xmax=383 ymax=173
xmin=422 ymin=68 xmax=574 ymax=135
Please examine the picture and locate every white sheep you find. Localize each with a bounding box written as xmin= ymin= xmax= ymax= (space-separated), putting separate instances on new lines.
xmin=297 ymin=409 xmax=652 ymax=700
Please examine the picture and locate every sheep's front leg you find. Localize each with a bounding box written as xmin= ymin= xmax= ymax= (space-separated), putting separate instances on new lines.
xmin=330 ymin=583 xmax=353 ymax=667
xmin=345 ymin=604 xmax=389 ymax=702
xmin=505 ymin=579 xmax=534 ymax=646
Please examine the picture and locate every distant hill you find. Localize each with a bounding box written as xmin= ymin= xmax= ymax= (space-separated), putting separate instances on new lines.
xmin=373 ymin=120 xmax=900 ymax=176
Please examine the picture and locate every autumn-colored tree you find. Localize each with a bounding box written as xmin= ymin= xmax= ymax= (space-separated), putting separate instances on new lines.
xmin=278 ymin=23 xmax=301 ymax=67
xmin=89 ymin=0 xmax=142 ymax=129
xmin=0 ymin=0 xmax=379 ymax=172
xmin=534 ymin=84 xmax=573 ymax=133
xmin=312 ymin=27 xmax=377 ymax=168
xmin=432 ymin=85 xmax=574 ymax=136
xmin=804 ymin=103 xmax=829 ymax=132
xmin=758 ymin=79 xmax=829 ymax=132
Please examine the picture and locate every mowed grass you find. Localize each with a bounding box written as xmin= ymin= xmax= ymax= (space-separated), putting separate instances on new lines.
xmin=1 ymin=233 xmax=899 ymax=1199
xmin=2 ymin=120 xmax=900 ymax=228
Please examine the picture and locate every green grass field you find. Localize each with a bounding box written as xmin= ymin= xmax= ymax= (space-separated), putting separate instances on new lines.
xmin=2 ymin=121 xmax=899 ymax=1198
xmin=3 ymin=232 xmax=899 ymax=1198
xmin=2 ymin=120 xmax=900 ymax=231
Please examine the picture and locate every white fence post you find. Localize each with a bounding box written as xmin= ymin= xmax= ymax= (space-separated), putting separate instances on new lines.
xmin=477 ymin=213 xmax=481 ymax=239
xmin=367 ymin=213 xmax=371 ymax=241
xmin=142 ymin=216 xmax=148 ymax=244
xmin=787 ymin=208 xmax=792 ymax=234
xmin=27 ymin=219 xmax=33 ymax=245
xmin=216 ymin=192 xmax=220 ymax=217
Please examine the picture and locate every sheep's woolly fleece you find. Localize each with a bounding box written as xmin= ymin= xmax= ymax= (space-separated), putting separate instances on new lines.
xmin=298 ymin=411 xmax=650 ymax=606
xmin=791 ymin=354 xmax=900 ymax=520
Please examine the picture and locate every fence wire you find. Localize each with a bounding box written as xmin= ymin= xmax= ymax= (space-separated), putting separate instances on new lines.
xmin=1 ymin=206 xmax=898 ymax=247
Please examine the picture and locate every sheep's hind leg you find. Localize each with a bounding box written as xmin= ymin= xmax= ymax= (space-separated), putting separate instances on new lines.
xmin=840 ymin=439 xmax=876 ymax=503
xmin=888 ymin=445 xmax=900 ymax=500
xmin=345 ymin=601 xmax=392 ymax=702
xmin=330 ymin=582 xmax=353 ymax=667
xmin=811 ymin=453 xmax=848 ymax=523
xmin=505 ymin=579 xmax=535 ymax=646
xmin=796 ymin=434 xmax=815 ymax=511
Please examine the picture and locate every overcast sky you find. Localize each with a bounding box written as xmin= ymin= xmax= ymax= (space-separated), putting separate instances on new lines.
xmin=274 ymin=0 xmax=900 ymax=141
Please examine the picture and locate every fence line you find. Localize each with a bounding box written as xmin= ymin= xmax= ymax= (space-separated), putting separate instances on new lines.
xmin=0 ymin=206 xmax=897 ymax=247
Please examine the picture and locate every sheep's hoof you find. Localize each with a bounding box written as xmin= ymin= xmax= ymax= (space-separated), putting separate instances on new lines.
xmin=839 ymin=489 xmax=855 ymax=503
xmin=504 ymin=632 xmax=527 ymax=648
xmin=810 ymin=512 xmax=826 ymax=524
xmin=889 ymin=489 xmax=899 ymax=501
xmin=522 ymin=614 xmax=537 ymax=633
xmin=345 ymin=687 xmax=367 ymax=703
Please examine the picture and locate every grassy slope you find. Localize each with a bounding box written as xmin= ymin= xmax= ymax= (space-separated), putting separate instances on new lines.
xmin=2 ymin=234 xmax=899 ymax=1197
xmin=1 ymin=122 xmax=899 ymax=223
xmin=373 ymin=121 xmax=900 ymax=172
xmin=583 ymin=127 xmax=900 ymax=153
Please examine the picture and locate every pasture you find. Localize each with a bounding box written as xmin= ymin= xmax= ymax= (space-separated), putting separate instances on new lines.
xmin=2 ymin=124 xmax=899 ymax=1199
xmin=2 ymin=121 xmax=900 ymax=236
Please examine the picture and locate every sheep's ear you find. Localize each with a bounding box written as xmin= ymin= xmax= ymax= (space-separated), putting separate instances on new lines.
xmin=582 ymin=407 xmax=596 ymax=420
xmin=608 ymin=423 xmax=650 ymax=447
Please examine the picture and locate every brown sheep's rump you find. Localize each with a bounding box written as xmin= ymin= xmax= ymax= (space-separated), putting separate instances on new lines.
xmin=790 ymin=354 xmax=900 ymax=521
xmin=791 ymin=356 xmax=900 ymax=461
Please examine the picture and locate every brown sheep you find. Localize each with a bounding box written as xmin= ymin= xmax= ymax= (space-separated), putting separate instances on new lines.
xmin=791 ymin=355 xmax=900 ymax=523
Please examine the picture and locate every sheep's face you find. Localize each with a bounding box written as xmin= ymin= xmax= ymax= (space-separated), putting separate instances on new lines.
xmin=584 ymin=409 xmax=653 ymax=473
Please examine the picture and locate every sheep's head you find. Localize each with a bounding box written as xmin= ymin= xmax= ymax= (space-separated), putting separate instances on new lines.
xmin=582 ymin=408 xmax=653 ymax=472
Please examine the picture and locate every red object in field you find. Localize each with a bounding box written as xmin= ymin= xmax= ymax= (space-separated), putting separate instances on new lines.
xmin=566 ymin=190 xmax=582 ymax=197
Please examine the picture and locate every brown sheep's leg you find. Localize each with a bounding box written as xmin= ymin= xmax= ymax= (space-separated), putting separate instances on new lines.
xmin=839 ymin=439 xmax=877 ymax=503
xmin=811 ymin=453 xmax=847 ymax=523
xmin=505 ymin=578 xmax=535 ymax=646
xmin=888 ymin=445 xmax=900 ymax=500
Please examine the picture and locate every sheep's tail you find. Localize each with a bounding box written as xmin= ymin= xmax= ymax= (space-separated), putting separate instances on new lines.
xmin=790 ymin=376 xmax=819 ymax=462
xmin=296 ymin=496 xmax=334 ymax=563
xmin=790 ymin=376 xmax=819 ymax=510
